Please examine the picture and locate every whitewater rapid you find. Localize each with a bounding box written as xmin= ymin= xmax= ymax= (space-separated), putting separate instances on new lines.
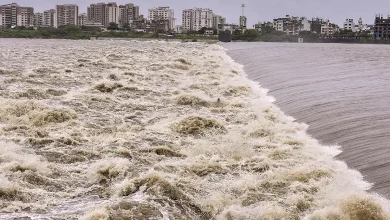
xmin=0 ymin=39 xmax=389 ymax=219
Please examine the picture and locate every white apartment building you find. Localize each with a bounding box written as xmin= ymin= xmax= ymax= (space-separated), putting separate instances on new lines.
xmin=343 ymin=19 xmax=356 ymax=32
xmin=17 ymin=6 xmax=34 ymax=27
xmin=78 ymin=13 xmax=87 ymax=26
xmin=182 ymin=8 xmax=213 ymax=31
xmin=43 ymin=9 xmax=56 ymax=27
xmin=148 ymin=7 xmax=174 ymax=31
xmin=34 ymin=12 xmax=43 ymax=27
xmin=105 ymin=2 xmax=119 ymax=26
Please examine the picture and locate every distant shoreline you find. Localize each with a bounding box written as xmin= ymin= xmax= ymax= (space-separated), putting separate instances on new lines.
xmin=2 ymin=30 xmax=390 ymax=45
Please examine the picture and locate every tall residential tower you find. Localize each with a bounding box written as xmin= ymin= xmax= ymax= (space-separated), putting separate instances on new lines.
xmin=56 ymin=4 xmax=78 ymax=27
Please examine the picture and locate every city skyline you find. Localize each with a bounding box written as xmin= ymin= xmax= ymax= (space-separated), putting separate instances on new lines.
xmin=10 ymin=0 xmax=390 ymax=27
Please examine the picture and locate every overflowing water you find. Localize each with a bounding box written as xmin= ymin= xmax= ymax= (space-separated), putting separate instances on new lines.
xmin=0 ymin=39 xmax=389 ymax=219
xmin=225 ymin=42 xmax=390 ymax=198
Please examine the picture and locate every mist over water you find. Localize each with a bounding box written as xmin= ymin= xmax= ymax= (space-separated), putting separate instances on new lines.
xmin=0 ymin=39 xmax=389 ymax=219
xmin=225 ymin=42 xmax=390 ymax=197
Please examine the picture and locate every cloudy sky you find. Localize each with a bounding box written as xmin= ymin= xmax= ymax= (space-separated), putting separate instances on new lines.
xmin=14 ymin=0 xmax=390 ymax=27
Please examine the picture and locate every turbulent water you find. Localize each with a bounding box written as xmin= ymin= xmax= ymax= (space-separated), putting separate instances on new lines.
xmin=225 ymin=42 xmax=390 ymax=198
xmin=0 ymin=39 xmax=389 ymax=219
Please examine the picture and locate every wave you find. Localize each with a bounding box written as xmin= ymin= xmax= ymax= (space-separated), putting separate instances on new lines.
xmin=0 ymin=39 xmax=389 ymax=219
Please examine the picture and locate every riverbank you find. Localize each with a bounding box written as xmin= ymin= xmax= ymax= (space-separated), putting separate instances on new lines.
xmin=0 ymin=28 xmax=218 ymax=41
xmin=3 ymin=28 xmax=390 ymax=45
xmin=0 ymin=39 xmax=389 ymax=219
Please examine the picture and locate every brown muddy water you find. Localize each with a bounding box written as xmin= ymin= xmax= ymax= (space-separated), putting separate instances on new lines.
xmin=0 ymin=39 xmax=389 ymax=219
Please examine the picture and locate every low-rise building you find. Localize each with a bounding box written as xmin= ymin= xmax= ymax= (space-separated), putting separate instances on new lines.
xmin=219 ymin=23 xmax=239 ymax=33
xmin=343 ymin=19 xmax=356 ymax=32
xmin=83 ymin=21 xmax=104 ymax=28
xmin=204 ymin=29 xmax=214 ymax=35
xmin=321 ymin=21 xmax=337 ymax=35
xmin=131 ymin=16 xmax=147 ymax=30
xmin=78 ymin=13 xmax=87 ymax=26
xmin=174 ymin=25 xmax=183 ymax=33
xmin=273 ymin=15 xmax=310 ymax=35
xmin=343 ymin=18 xmax=370 ymax=33
xmin=254 ymin=21 xmax=273 ymax=33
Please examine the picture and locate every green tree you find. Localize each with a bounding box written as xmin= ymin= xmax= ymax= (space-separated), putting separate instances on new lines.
xmin=186 ymin=30 xmax=198 ymax=35
xmin=232 ymin=29 xmax=243 ymax=40
xmin=122 ymin=23 xmax=130 ymax=29
xmin=261 ymin=25 xmax=275 ymax=35
xmin=242 ymin=29 xmax=260 ymax=41
xmin=335 ymin=29 xmax=355 ymax=36
xmin=107 ymin=22 xmax=119 ymax=30
xmin=65 ymin=25 xmax=81 ymax=33
xmin=198 ymin=27 xmax=207 ymax=34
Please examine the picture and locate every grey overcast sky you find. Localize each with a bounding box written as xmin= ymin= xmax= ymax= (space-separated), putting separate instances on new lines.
xmin=10 ymin=0 xmax=390 ymax=27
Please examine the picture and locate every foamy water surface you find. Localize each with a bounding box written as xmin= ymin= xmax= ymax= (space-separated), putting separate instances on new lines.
xmin=225 ymin=42 xmax=390 ymax=198
xmin=0 ymin=39 xmax=389 ymax=219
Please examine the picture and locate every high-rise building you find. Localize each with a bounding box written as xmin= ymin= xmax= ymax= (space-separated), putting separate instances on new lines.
xmin=87 ymin=3 xmax=106 ymax=25
xmin=182 ymin=8 xmax=213 ymax=32
xmin=17 ymin=6 xmax=34 ymax=27
xmin=119 ymin=3 xmax=139 ymax=28
xmin=148 ymin=7 xmax=175 ymax=31
xmin=182 ymin=9 xmax=192 ymax=31
xmin=34 ymin=12 xmax=43 ymax=27
xmin=56 ymin=4 xmax=78 ymax=27
xmin=104 ymin=2 xmax=119 ymax=26
xmin=213 ymin=14 xmax=226 ymax=29
xmin=0 ymin=3 xmax=34 ymax=28
xmin=88 ymin=2 xmax=124 ymax=27
xmin=43 ymin=9 xmax=56 ymax=27
xmin=78 ymin=13 xmax=87 ymax=26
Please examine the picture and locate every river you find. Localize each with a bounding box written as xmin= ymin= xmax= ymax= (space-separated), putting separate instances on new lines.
xmin=226 ymin=42 xmax=390 ymax=197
